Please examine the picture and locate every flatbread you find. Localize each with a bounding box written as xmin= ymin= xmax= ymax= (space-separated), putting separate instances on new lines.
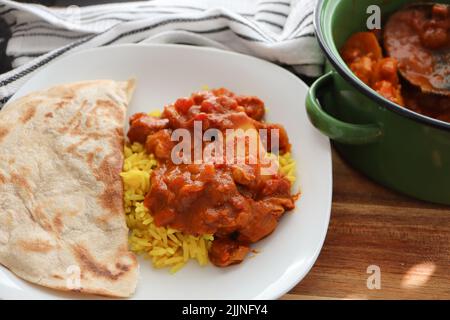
xmin=0 ymin=80 xmax=138 ymax=298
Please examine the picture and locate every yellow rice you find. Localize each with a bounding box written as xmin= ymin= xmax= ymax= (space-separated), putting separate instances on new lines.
xmin=121 ymin=124 xmax=296 ymax=273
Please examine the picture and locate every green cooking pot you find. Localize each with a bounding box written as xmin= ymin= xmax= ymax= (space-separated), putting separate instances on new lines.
xmin=307 ymin=0 xmax=450 ymax=205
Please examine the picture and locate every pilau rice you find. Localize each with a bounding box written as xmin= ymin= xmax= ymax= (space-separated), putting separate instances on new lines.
xmin=121 ymin=132 xmax=296 ymax=273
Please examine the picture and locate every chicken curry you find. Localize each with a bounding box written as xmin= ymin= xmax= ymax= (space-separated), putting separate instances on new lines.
xmin=127 ymin=88 xmax=297 ymax=267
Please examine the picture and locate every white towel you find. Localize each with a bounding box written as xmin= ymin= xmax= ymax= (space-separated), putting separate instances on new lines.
xmin=0 ymin=0 xmax=323 ymax=107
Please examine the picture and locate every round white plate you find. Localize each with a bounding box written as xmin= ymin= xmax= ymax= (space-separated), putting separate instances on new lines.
xmin=0 ymin=44 xmax=332 ymax=300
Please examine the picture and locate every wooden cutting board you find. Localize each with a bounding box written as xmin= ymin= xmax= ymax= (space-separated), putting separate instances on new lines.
xmin=284 ymin=148 xmax=450 ymax=300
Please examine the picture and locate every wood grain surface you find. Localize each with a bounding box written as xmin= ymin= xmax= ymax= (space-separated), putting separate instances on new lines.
xmin=284 ymin=148 xmax=450 ymax=300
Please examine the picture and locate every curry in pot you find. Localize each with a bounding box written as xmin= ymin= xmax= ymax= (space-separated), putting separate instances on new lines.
xmin=341 ymin=3 xmax=450 ymax=122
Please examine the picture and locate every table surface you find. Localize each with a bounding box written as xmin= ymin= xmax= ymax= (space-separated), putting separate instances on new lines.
xmin=283 ymin=148 xmax=450 ymax=300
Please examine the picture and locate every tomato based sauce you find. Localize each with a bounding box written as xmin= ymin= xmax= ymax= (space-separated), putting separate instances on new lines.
xmin=340 ymin=4 xmax=450 ymax=123
xmin=127 ymin=88 xmax=297 ymax=267
xmin=384 ymin=3 xmax=449 ymax=95
xmin=341 ymin=32 xmax=404 ymax=106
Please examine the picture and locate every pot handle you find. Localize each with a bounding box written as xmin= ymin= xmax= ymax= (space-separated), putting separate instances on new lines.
xmin=306 ymin=71 xmax=382 ymax=145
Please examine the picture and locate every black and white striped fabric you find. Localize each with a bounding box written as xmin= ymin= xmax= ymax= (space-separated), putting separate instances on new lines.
xmin=0 ymin=0 xmax=323 ymax=107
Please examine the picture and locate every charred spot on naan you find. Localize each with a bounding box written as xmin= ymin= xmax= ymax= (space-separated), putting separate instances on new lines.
xmin=31 ymin=206 xmax=54 ymax=232
xmin=54 ymin=100 xmax=69 ymax=111
xmin=0 ymin=127 xmax=9 ymax=143
xmin=20 ymin=105 xmax=37 ymax=124
xmin=85 ymin=116 xmax=94 ymax=128
xmin=59 ymin=98 xmax=125 ymax=135
xmin=65 ymin=136 xmax=90 ymax=158
xmin=46 ymin=82 xmax=95 ymax=101
xmin=18 ymin=239 xmax=54 ymax=253
xmin=86 ymin=152 xmax=95 ymax=167
xmin=63 ymin=137 xmax=124 ymax=219
xmin=111 ymin=128 xmax=125 ymax=153
xmin=10 ymin=172 xmax=32 ymax=196
xmin=0 ymin=173 xmax=6 ymax=184
xmin=72 ymin=245 xmax=135 ymax=281
xmin=115 ymin=263 xmax=131 ymax=272
xmin=86 ymin=147 xmax=103 ymax=168
xmin=57 ymin=100 xmax=88 ymax=135
xmin=94 ymin=99 xmax=125 ymax=124
xmin=52 ymin=213 xmax=64 ymax=234
xmin=94 ymin=155 xmax=124 ymax=216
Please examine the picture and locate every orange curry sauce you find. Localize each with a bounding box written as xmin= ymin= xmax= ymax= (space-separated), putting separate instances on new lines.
xmin=341 ymin=4 xmax=450 ymax=122
xmin=127 ymin=88 xmax=297 ymax=267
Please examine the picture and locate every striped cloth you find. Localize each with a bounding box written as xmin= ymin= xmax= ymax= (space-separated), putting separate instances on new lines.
xmin=0 ymin=0 xmax=323 ymax=107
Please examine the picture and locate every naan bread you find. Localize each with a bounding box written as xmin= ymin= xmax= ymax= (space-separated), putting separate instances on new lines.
xmin=0 ymin=80 xmax=138 ymax=298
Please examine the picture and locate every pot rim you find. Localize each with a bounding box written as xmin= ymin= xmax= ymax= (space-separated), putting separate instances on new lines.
xmin=314 ymin=0 xmax=450 ymax=132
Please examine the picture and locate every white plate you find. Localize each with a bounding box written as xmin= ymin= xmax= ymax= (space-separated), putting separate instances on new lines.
xmin=0 ymin=44 xmax=332 ymax=300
